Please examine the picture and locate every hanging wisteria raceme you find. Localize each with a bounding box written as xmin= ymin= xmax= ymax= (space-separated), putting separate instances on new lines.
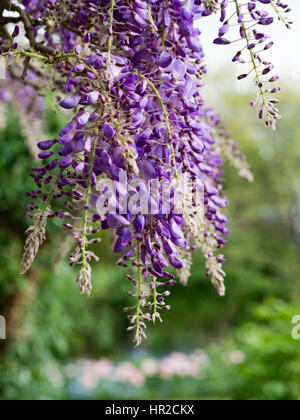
xmin=0 ymin=73 xmax=46 ymax=159
xmin=213 ymin=0 xmax=292 ymax=128
xmin=0 ymin=0 xmax=291 ymax=345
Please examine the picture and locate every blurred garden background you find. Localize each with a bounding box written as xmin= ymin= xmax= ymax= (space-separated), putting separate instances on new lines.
xmin=0 ymin=78 xmax=300 ymax=400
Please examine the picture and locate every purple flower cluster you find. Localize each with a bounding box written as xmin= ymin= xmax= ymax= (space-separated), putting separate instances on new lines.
xmin=0 ymin=0 xmax=291 ymax=345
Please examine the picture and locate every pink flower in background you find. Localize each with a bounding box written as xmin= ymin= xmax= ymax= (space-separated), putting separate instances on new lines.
xmin=224 ymin=351 xmax=246 ymax=365
xmin=141 ymin=358 xmax=160 ymax=377
xmin=113 ymin=362 xmax=145 ymax=387
xmin=71 ymin=349 xmax=210 ymax=390
xmin=160 ymin=350 xmax=208 ymax=379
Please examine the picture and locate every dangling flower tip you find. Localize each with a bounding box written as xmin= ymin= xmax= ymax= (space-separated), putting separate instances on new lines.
xmin=19 ymin=263 xmax=29 ymax=276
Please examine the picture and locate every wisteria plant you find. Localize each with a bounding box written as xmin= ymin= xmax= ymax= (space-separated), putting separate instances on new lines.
xmin=0 ymin=0 xmax=292 ymax=346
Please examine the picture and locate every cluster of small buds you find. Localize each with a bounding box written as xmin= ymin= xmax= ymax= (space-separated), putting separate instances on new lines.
xmin=202 ymin=0 xmax=220 ymax=14
xmin=205 ymin=252 xmax=226 ymax=297
xmin=0 ymin=0 xmax=291 ymax=345
xmin=205 ymin=109 xmax=254 ymax=183
xmin=177 ymin=247 xmax=193 ymax=286
xmin=19 ymin=207 xmax=51 ymax=275
xmin=272 ymin=1 xmax=292 ymax=29
xmin=70 ymin=234 xmax=101 ymax=296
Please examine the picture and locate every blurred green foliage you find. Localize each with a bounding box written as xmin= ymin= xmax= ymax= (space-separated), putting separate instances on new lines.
xmin=0 ymin=87 xmax=299 ymax=400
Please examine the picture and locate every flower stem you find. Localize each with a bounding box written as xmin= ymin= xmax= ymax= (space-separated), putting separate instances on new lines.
xmin=233 ymin=0 xmax=271 ymax=122
xmin=107 ymin=0 xmax=115 ymax=69
xmin=36 ymin=185 xmax=55 ymax=232
xmin=135 ymin=239 xmax=142 ymax=346
xmin=81 ymin=129 xmax=97 ymax=280
xmin=149 ymin=217 xmax=157 ymax=320
xmin=271 ymin=2 xmax=288 ymax=26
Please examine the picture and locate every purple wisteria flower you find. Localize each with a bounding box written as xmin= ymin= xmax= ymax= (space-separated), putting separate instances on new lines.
xmin=0 ymin=0 xmax=292 ymax=346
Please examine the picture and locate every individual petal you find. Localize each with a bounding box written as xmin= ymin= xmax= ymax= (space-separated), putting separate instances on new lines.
xmin=37 ymin=140 xmax=57 ymax=151
xmin=59 ymin=155 xmax=73 ymax=169
xmin=168 ymin=255 xmax=184 ymax=270
xmin=172 ymin=59 xmax=187 ymax=80
xmin=77 ymin=111 xmax=90 ymax=126
xmin=104 ymin=124 xmax=115 ymax=139
xmin=107 ymin=214 xmax=131 ymax=228
xmin=133 ymin=215 xmax=145 ymax=233
xmin=139 ymin=161 xmax=156 ymax=180
xmin=187 ymin=37 xmax=203 ymax=52
xmin=158 ymin=52 xmax=173 ymax=68
xmin=120 ymin=228 xmax=132 ymax=246
xmin=87 ymin=91 xmax=99 ymax=104
xmin=59 ymin=96 xmax=80 ymax=109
